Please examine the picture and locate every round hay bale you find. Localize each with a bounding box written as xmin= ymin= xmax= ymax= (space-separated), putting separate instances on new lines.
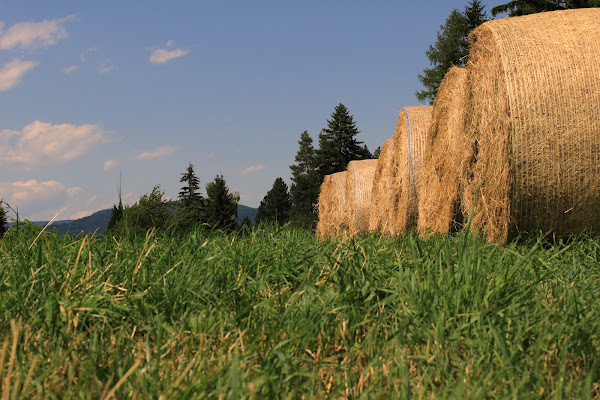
xmin=462 ymin=9 xmax=600 ymax=243
xmin=418 ymin=67 xmax=470 ymax=236
xmin=344 ymin=159 xmax=379 ymax=236
xmin=389 ymin=106 xmax=433 ymax=234
xmin=369 ymin=138 xmax=395 ymax=233
xmin=315 ymin=171 xmax=348 ymax=238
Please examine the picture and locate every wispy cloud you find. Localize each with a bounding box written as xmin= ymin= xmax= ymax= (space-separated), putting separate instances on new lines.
xmin=131 ymin=145 xmax=180 ymax=161
xmin=103 ymin=159 xmax=120 ymax=171
xmin=149 ymin=40 xmax=189 ymax=64
xmin=0 ymin=121 xmax=111 ymax=167
xmin=0 ymin=15 xmax=74 ymax=50
xmin=241 ymin=164 xmax=265 ymax=175
xmin=0 ymin=59 xmax=38 ymax=91
xmin=63 ymin=64 xmax=78 ymax=74
xmin=97 ymin=60 xmax=117 ymax=75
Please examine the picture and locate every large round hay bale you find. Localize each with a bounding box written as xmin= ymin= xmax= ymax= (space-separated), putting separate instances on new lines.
xmin=418 ymin=67 xmax=470 ymax=236
xmin=389 ymin=106 xmax=433 ymax=234
xmin=462 ymin=9 xmax=600 ymax=243
xmin=369 ymin=138 xmax=395 ymax=233
xmin=315 ymin=171 xmax=348 ymax=238
xmin=344 ymin=159 xmax=379 ymax=236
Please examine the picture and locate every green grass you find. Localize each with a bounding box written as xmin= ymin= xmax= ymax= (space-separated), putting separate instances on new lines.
xmin=1 ymin=225 xmax=599 ymax=398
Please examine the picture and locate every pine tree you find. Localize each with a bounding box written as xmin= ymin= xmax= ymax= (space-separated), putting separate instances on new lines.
xmin=315 ymin=103 xmax=370 ymax=179
xmin=0 ymin=200 xmax=7 ymax=236
xmin=372 ymin=146 xmax=382 ymax=159
xmin=106 ymin=201 xmax=124 ymax=233
xmin=204 ymin=175 xmax=239 ymax=231
xmin=256 ymin=177 xmax=291 ymax=226
xmin=174 ymin=162 xmax=205 ymax=232
xmin=289 ymin=131 xmax=320 ymax=227
xmin=492 ymin=0 xmax=598 ymax=16
xmin=416 ymin=1 xmax=487 ymax=104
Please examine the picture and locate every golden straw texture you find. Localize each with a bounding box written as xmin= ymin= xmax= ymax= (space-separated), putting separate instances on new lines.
xmin=418 ymin=67 xmax=470 ymax=236
xmin=315 ymin=171 xmax=348 ymax=238
xmin=389 ymin=106 xmax=433 ymax=234
xmin=345 ymin=159 xmax=379 ymax=236
xmin=463 ymin=9 xmax=600 ymax=242
xmin=369 ymin=138 xmax=396 ymax=233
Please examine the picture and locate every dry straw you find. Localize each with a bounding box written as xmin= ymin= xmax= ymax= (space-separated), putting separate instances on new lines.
xmin=462 ymin=9 xmax=600 ymax=243
xmin=344 ymin=159 xmax=379 ymax=236
xmin=418 ymin=67 xmax=470 ymax=236
xmin=316 ymin=171 xmax=348 ymax=238
xmin=369 ymin=138 xmax=395 ymax=233
xmin=389 ymin=106 xmax=433 ymax=234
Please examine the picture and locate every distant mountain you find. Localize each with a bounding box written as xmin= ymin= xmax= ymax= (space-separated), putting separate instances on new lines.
xmin=19 ymin=205 xmax=258 ymax=236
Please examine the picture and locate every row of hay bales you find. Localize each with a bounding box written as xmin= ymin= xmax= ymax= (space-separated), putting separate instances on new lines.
xmin=317 ymin=9 xmax=600 ymax=243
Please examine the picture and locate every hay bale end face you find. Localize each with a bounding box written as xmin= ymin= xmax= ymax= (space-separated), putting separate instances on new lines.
xmin=418 ymin=67 xmax=470 ymax=236
xmin=344 ymin=159 xmax=379 ymax=236
xmin=369 ymin=138 xmax=395 ymax=233
xmin=463 ymin=9 xmax=600 ymax=242
xmin=389 ymin=106 xmax=433 ymax=234
xmin=316 ymin=171 xmax=348 ymax=238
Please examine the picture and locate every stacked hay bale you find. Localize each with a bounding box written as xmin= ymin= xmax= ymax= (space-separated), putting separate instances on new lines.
xmin=459 ymin=9 xmax=600 ymax=243
xmin=344 ymin=159 xmax=379 ymax=236
xmin=315 ymin=171 xmax=348 ymax=238
xmin=389 ymin=106 xmax=433 ymax=234
xmin=418 ymin=67 xmax=470 ymax=236
xmin=369 ymin=138 xmax=395 ymax=233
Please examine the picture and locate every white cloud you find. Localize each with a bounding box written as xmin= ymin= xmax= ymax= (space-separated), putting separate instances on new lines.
xmin=0 ymin=179 xmax=83 ymax=221
xmin=0 ymin=15 xmax=74 ymax=50
xmin=97 ymin=60 xmax=117 ymax=75
xmin=149 ymin=47 xmax=189 ymax=64
xmin=63 ymin=64 xmax=78 ymax=74
xmin=104 ymin=159 xmax=120 ymax=171
xmin=0 ymin=121 xmax=111 ymax=167
xmin=241 ymin=164 xmax=265 ymax=175
xmin=0 ymin=59 xmax=38 ymax=91
xmin=131 ymin=145 xmax=180 ymax=161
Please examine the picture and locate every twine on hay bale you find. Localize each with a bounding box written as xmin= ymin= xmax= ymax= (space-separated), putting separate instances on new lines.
xmin=344 ymin=159 xmax=379 ymax=236
xmin=418 ymin=67 xmax=470 ymax=236
xmin=389 ymin=106 xmax=433 ymax=234
xmin=369 ymin=138 xmax=395 ymax=233
xmin=462 ymin=9 xmax=600 ymax=243
xmin=316 ymin=171 xmax=348 ymax=238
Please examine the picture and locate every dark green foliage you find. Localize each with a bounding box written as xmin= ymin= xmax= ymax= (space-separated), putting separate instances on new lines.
xmin=0 ymin=200 xmax=7 ymax=236
xmin=416 ymin=1 xmax=487 ymax=104
xmin=492 ymin=0 xmax=599 ymax=16
xmin=315 ymin=103 xmax=370 ymax=179
xmin=173 ymin=162 xmax=205 ymax=232
xmin=289 ymin=131 xmax=320 ymax=228
xmin=111 ymin=185 xmax=171 ymax=236
xmin=372 ymin=146 xmax=381 ymax=159
xmin=106 ymin=200 xmax=124 ymax=234
xmin=256 ymin=177 xmax=291 ymax=226
xmin=204 ymin=175 xmax=239 ymax=231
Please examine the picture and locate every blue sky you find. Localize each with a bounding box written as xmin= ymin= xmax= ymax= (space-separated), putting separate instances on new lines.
xmin=0 ymin=0 xmax=504 ymax=220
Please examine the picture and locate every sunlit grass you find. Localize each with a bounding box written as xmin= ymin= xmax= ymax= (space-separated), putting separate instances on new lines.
xmin=1 ymin=225 xmax=599 ymax=398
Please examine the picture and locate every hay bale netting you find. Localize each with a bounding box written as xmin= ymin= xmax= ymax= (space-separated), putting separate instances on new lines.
xmin=315 ymin=171 xmax=348 ymax=238
xmin=418 ymin=67 xmax=470 ymax=236
xmin=462 ymin=9 xmax=600 ymax=243
xmin=369 ymin=138 xmax=395 ymax=233
xmin=344 ymin=159 xmax=379 ymax=236
xmin=389 ymin=106 xmax=433 ymax=234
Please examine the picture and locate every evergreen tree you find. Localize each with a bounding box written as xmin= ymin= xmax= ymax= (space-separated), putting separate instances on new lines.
xmin=111 ymin=185 xmax=170 ymax=236
xmin=416 ymin=1 xmax=487 ymax=104
xmin=174 ymin=162 xmax=205 ymax=232
xmin=315 ymin=103 xmax=370 ymax=179
xmin=204 ymin=175 xmax=239 ymax=231
xmin=289 ymin=131 xmax=320 ymax=227
xmin=491 ymin=0 xmax=598 ymax=16
xmin=106 ymin=200 xmax=124 ymax=233
xmin=255 ymin=177 xmax=291 ymax=226
xmin=372 ymin=146 xmax=382 ymax=159
xmin=0 ymin=200 xmax=7 ymax=236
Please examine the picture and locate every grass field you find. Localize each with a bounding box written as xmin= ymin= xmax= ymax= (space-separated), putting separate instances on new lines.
xmin=1 ymin=224 xmax=599 ymax=398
